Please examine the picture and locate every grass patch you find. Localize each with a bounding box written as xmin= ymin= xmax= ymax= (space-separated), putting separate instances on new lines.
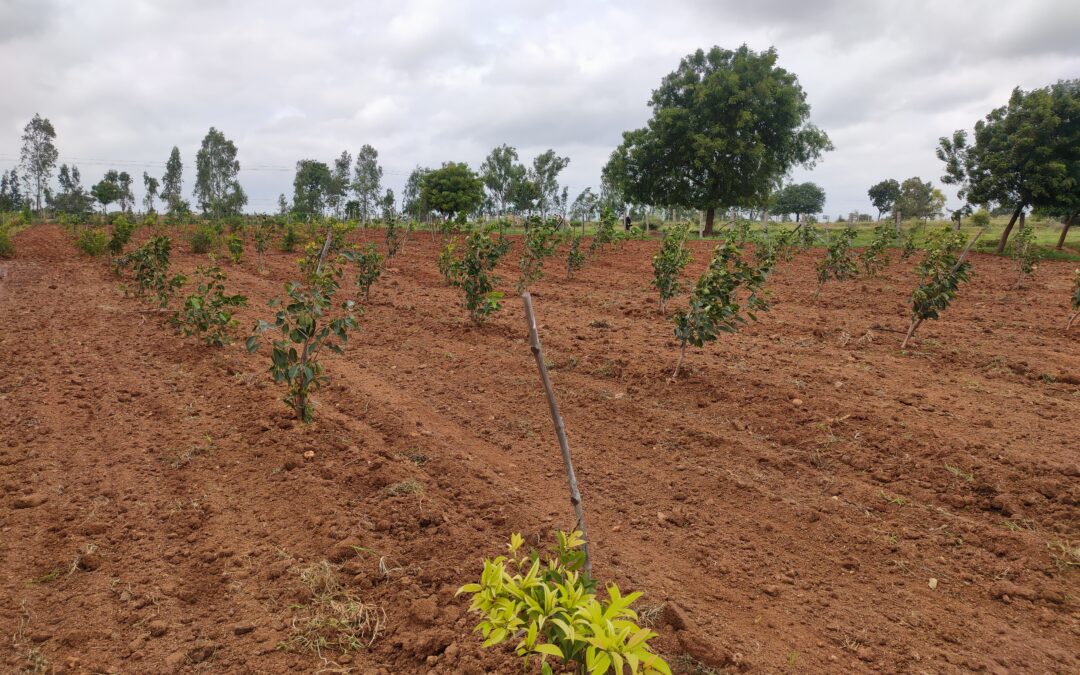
xmin=282 ymin=561 xmax=386 ymax=657
xmin=383 ymin=479 xmax=424 ymax=497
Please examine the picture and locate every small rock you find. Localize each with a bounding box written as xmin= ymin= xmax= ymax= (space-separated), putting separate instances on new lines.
xmin=233 ymin=623 xmax=256 ymax=636
xmin=148 ymin=620 xmax=168 ymax=638
xmin=928 ymin=578 xmax=938 ymax=590
xmin=303 ymin=450 xmax=315 ymax=460
xmin=409 ymin=597 xmax=439 ymax=625
xmin=791 ymin=398 xmax=803 ymax=406
xmin=328 ymin=536 xmax=364 ymax=563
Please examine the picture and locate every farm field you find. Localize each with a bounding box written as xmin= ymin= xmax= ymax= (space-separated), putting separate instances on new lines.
xmin=1 ymin=224 xmax=1078 ymax=674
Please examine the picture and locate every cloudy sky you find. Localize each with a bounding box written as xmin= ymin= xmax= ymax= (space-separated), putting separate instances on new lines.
xmin=2 ymin=0 xmax=1078 ymax=216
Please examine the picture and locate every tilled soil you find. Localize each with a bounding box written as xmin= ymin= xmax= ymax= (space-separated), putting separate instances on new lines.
xmin=1 ymin=224 xmax=1078 ymax=674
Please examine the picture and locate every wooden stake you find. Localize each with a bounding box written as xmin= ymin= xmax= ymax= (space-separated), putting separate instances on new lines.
xmin=521 ymin=291 xmax=591 ymax=575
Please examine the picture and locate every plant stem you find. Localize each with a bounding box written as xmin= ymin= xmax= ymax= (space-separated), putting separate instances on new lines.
xmin=901 ymin=317 xmax=921 ymax=349
xmin=1067 ymin=310 xmax=1079 ymax=332
xmin=521 ymin=291 xmax=591 ymax=575
xmin=672 ymin=341 xmax=687 ymax=380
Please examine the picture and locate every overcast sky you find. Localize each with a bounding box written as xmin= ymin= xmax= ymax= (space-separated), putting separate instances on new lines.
xmin=2 ymin=0 xmax=1078 ymax=216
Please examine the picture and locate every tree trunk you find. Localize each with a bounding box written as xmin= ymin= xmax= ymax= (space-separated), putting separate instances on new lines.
xmin=894 ymin=210 xmax=901 ymax=238
xmin=672 ymin=341 xmax=688 ymax=380
xmin=901 ymin=317 xmax=921 ymax=349
xmin=1056 ymin=213 xmax=1075 ymax=250
xmin=995 ymin=203 xmax=1024 ymax=254
xmin=521 ymin=292 xmax=591 ymax=575
xmin=703 ymin=207 xmax=715 ymax=237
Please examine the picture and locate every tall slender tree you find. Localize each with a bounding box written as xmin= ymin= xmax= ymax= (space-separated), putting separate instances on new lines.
xmin=327 ymin=150 xmax=351 ymax=218
xmin=19 ymin=113 xmax=59 ymax=217
xmin=531 ymin=150 xmax=570 ymax=222
xmin=480 ymin=144 xmax=525 ymax=216
xmin=352 ymin=144 xmax=382 ymax=223
xmin=161 ymin=146 xmax=184 ymax=212
xmin=142 ymin=172 xmax=160 ymax=213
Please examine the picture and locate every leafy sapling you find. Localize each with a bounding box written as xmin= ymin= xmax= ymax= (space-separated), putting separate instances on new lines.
xmin=226 ymin=232 xmax=244 ymax=264
xmin=1010 ymin=217 xmax=1038 ymax=289
xmin=112 ymin=235 xmax=186 ymax=307
xmin=253 ymin=220 xmax=271 ymax=272
xmin=589 ymin=207 xmax=618 ymax=257
xmin=901 ymin=227 xmax=980 ymax=349
xmin=437 ymin=238 xmax=458 ymax=285
xmin=281 ymin=223 xmax=301 ymax=252
xmin=457 ymin=531 xmax=671 ymax=675
xmin=171 ymin=263 xmax=247 ymax=346
xmin=344 ymin=243 xmax=383 ymax=301
xmin=796 ymin=221 xmax=819 ymax=249
xmin=566 ymin=232 xmax=585 ymax=279
xmin=651 ymin=223 xmax=691 ymax=313
xmin=672 ymin=240 xmax=770 ymax=379
xmin=107 ymin=214 xmax=136 ymax=255
xmin=861 ymin=220 xmax=896 ymax=277
xmin=447 ymin=226 xmax=512 ymax=323
xmin=385 ymin=217 xmax=402 ymax=258
xmin=247 ymin=236 xmax=358 ymax=422
xmin=518 ymin=219 xmax=559 ymax=291
xmin=815 ymin=225 xmax=858 ymax=298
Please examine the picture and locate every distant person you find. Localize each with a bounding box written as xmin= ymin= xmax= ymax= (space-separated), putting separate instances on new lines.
xmin=624 ymin=214 xmax=631 ymax=231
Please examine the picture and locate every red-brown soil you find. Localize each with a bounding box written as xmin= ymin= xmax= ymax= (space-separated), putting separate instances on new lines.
xmin=1 ymin=224 xmax=1078 ymax=674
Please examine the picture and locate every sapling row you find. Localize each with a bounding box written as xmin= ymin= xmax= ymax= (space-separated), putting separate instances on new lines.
xmin=861 ymin=220 xmax=896 ymax=277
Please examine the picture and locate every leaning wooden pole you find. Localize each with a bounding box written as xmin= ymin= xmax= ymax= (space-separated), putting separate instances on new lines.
xmin=521 ymin=291 xmax=591 ymax=575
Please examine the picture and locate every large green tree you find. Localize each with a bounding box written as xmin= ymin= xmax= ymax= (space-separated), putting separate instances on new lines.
xmin=771 ymin=182 xmax=825 ymax=222
xmin=946 ymin=81 xmax=1080 ymax=252
xmin=292 ymin=159 xmax=332 ymax=219
xmin=603 ymin=45 xmax=832 ymax=235
xmin=194 ymin=127 xmax=247 ymax=217
xmin=352 ymin=144 xmax=382 ymax=223
xmin=0 ymin=170 xmax=24 ymax=212
xmin=421 ymin=162 xmax=483 ymax=221
xmin=19 ymin=113 xmax=59 ymax=217
xmin=867 ymin=179 xmax=900 ymax=220
xmin=895 ymin=177 xmax=935 ymax=221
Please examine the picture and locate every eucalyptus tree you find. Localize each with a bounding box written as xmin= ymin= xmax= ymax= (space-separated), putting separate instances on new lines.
xmin=327 ymin=150 xmax=351 ymax=218
xmin=117 ymin=172 xmax=135 ymax=213
xmin=194 ymin=127 xmax=247 ymax=218
xmin=352 ymin=144 xmax=382 ymax=223
xmin=571 ymin=187 xmax=599 ymax=225
xmin=143 ymin=172 xmax=160 ymax=213
xmin=531 ymin=149 xmax=570 ymax=221
xmin=604 ymin=45 xmax=831 ymax=236
xmin=19 ymin=113 xmax=59 ymax=217
xmin=161 ymin=146 xmax=185 ymax=212
xmin=480 ymin=144 xmax=526 ymax=216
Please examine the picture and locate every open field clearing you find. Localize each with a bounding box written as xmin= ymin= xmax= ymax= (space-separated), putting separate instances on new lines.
xmin=1 ymin=224 xmax=1077 ymax=673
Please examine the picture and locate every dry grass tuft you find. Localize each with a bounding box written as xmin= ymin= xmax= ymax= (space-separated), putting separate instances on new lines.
xmin=282 ymin=561 xmax=387 ymax=659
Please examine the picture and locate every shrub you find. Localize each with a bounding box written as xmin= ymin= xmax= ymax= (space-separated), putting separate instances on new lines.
xmin=107 ymin=214 xmax=136 ymax=255
xmin=796 ymin=222 xmax=819 ymax=249
xmin=651 ymin=223 xmax=692 ymax=313
xmin=344 ymin=243 xmax=383 ymax=300
xmin=76 ymin=227 xmax=109 ymax=256
xmin=248 ymin=243 xmax=358 ymax=422
xmin=970 ymin=209 xmax=991 ymax=229
xmin=900 ymin=227 xmax=919 ymax=259
xmin=589 ymin=207 xmax=618 ymax=256
xmin=518 ymin=220 xmax=559 ymax=290
xmin=385 ymin=218 xmax=402 ymax=258
xmin=226 ymin=232 xmax=244 ymax=264
xmin=457 ymin=532 xmax=671 ymax=675
xmin=437 ymin=238 xmax=458 ymax=284
xmin=902 ymin=227 xmax=976 ymax=348
xmin=188 ymin=224 xmax=216 ymax=254
xmin=446 ymin=226 xmax=512 ymax=324
xmin=566 ymin=233 xmax=585 ymax=279
xmin=112 ymin=236 xmax=185 ymax=307
xmin=673 ymin=240 xmax=770 ymax=379
xmin=815 ymin=225 xmax=858 ymax=298
xmin=171 ymin=264 xmax=247 ymax=346
xmin=861 ymin=221 xmax=896 ymax=277
xmin=253 ymin=221 xmax=271 ymax=271
xmin=0 ymin=226 xmax=13 ymax=259
xmin=281 ymin=223 xmax=301 ymax=252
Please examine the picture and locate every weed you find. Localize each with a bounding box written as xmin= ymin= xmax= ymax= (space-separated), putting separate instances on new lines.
xmin=383 ymin=479 xmax=424 ymax=496
xmin=1047 ymin=540 xmax=1079 ymax=571
xmin=282 ymin=561 xmax=386 ymax=657
xmin=943 ymin=462 xmax=974 ymax=482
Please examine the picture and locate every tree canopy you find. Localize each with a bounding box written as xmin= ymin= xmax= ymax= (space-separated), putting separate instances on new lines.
xmin=867 ymin=179 xmax=900 ymax=219
xmin=292 ymin=159 xmax=332 ymax=219
xmin=421 ymin=162 xmax=483 ymax=221
xmin=352 ymin=144 xmax=382 ymax=223
xmin=19 ymin=113 xmax=59 ymax=216
xmin=602 ymin=45 xmax=832 ymax=235
xmin=771 ymin=182 xmax=825 ymax=221
xmin=194 ymin=128 xmax=246 ymax=217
